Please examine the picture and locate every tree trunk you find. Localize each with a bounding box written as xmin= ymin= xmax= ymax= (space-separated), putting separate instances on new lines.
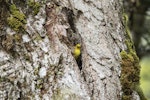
xmin=0 ymin=0 xmax=146 ymax=100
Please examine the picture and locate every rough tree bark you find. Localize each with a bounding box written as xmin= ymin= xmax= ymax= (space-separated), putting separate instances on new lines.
xmin=0 ymin=0 xmax=146 ymax=100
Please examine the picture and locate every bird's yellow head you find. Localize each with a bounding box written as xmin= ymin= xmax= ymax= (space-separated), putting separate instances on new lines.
xmin=76 ymin=44 xmax=81 ymax=49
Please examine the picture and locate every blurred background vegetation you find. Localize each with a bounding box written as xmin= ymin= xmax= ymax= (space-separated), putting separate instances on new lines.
xmin=124 ymin=0 xmax=150 ymax=99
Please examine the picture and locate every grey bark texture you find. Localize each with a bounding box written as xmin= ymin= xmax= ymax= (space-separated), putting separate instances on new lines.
xmin=0 ymin=0 xmax=143 ymax=100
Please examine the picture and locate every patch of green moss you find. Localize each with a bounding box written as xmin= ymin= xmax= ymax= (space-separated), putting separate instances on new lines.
xmin=122 ymin=13 xmax=132 ymax=40
xmin=120 ymin=13 xmax=147 ymax=100
xmin=36 ymin=79 xmax=43 ymax=89
xmin=27 ymin=0 xmax=41 ymax=15
xmin=7 ymin=4 xmax=26 ymax=31
xmin=7 ymin=16 xmax=23 ymax=31
xmin=120 ymin=50 xmax=140 ymax=100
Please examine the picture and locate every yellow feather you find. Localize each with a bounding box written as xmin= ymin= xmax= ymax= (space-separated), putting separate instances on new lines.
xmin=74 ymin=44 xmax=81 ymax=59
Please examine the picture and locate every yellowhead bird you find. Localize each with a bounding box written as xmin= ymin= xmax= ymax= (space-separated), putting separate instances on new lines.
xmin=73 ymin=44 xmax=81 ymax=59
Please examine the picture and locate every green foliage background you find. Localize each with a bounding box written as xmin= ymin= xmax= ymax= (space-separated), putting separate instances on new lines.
xmin=140 ymin=57 xmax=150 ymax=100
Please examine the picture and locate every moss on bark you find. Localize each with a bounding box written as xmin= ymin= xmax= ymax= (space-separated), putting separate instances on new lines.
xmin=120 ymin=13 xmax=147 ymax=100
